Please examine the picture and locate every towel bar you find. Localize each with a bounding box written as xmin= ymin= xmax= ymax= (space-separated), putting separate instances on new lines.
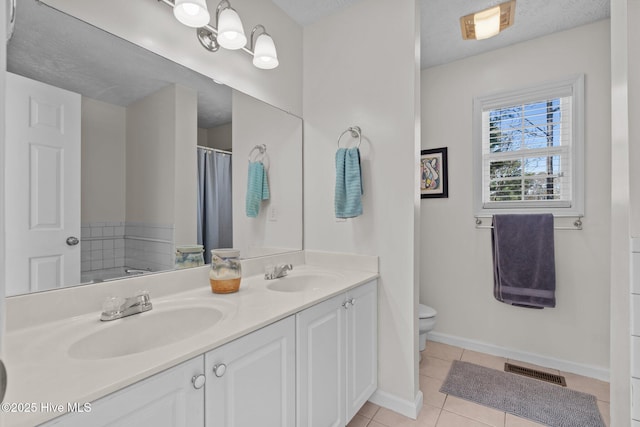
xmin=248 ymin=144 xmax=267 ymax=162
xmin=337 ymin=126 xmax=362 ymax=149
xmin=475 ymin=216 xmax=583 ymax=230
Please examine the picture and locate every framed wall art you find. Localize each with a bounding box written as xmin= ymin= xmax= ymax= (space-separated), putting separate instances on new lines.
xmin=420 ymin=147 xmax=448 ymax=199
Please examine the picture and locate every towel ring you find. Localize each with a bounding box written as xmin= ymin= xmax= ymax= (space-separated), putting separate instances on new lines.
xmin=248 ymin=144 xmax=267 ymax=162
xmin=337 ymin=126 xmax=362 ymax=149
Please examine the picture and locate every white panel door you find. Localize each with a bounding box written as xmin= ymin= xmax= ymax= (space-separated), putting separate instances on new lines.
xmin=297 ymin=293 xmax=346 ymax=427
xmin=205 ymin=316 xmax=295 ymax=427
xmin=40 ymin=356 xmax=205 ymax=427
xmin=345 ymin=280 xmax=378 ymax=421
xmin=5 ymin=72 xmax=81 ymax=295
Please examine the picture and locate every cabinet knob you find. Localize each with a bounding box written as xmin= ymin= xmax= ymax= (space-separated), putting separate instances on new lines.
xmin=349 ymin=298 xmax=356 ymax=306
xmin=192 ymin=374 xmax=206 ymax=389
xmin=213 ymin=363 xmax=227 ymax=377
xmin=342 ymin=300 xmax=351 ymax=309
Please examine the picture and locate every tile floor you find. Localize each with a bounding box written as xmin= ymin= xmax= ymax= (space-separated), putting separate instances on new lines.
xmin=348 ymin=341 xmax=610 ymax=427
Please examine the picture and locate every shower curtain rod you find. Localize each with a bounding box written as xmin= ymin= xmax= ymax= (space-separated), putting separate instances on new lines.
xmin=197 ymin=145 xmax=232 ymax=155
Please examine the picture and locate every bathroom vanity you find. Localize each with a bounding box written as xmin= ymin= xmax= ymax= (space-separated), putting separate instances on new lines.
xmin=3 ymin=252 xmax=378 ymax=427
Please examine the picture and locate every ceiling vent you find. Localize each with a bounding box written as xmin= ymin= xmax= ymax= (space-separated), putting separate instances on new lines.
xmin=460 ymin=0 xmax=516 ymax=41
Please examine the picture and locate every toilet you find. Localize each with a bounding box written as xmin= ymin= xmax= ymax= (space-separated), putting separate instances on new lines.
xmin=419 ymin=304 xmax=437 ymax=352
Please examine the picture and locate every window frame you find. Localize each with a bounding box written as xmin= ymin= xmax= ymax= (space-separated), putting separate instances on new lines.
xmin=472 ymin=75 xmax=585 ymax=217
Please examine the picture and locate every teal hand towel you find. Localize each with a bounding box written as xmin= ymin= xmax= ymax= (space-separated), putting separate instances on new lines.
xmin=246 ymin=161 xmax=270 ymax=218
xmin=335 ymin=147 xmax=363 ymax=218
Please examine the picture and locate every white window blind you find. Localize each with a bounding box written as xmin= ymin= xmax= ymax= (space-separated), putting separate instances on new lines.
xmin=482 ymin=96 xmax=572 ymax=207
xmin=473 ymin=75 xmax=584 ymax=216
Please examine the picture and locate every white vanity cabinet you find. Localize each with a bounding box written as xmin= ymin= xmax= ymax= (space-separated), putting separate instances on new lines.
xmin=296 ymin=280 xmax=377 ymax=427
xmin=36 ymin=280 xmax=376 ymax=427
xmin=40 ymin=356 xmax=205 ymax=427
xmin=204 ymin=316 xmax=296 ymax=427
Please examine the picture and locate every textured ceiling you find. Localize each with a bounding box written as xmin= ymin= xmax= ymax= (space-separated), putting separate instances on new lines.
xmin=8 ymin=0 xmax=231 ymax=129
xmin=271 ymin=0 xmax=610 ymax=69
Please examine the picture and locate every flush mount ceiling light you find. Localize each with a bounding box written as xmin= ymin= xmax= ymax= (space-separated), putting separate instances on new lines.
xmin=160 ymin=0 xmax=279 ymax=69
xmin=460 ymin=0 xmax=516 ymax=41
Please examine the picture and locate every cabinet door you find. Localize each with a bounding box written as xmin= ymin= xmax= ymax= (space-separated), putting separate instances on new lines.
xmin=205 ymin=316 xmax=295 ymax=427
xmin=296 ymin=293 xmax=346 ymax=427
xmin=41 ymin=357 xmax=205 ymax=427
xmin=345 ymin=280 xmax=378 ymax=421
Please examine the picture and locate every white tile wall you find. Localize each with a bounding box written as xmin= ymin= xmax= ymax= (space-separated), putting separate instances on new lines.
xmin=81 ymin=222 xmax=126 ymax=273
xmin=81 ymin=221 xmax=175 ymax=279
xmin=124 ymin=222 xmax=174 ymax=272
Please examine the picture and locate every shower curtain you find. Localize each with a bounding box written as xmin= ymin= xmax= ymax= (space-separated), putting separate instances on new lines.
xmin=197 ymin=148 xmax=233 ymax=264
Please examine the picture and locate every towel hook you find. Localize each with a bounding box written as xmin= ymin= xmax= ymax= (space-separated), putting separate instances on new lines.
xmin=337 ymin=126 xmax=362 ymax=149
xmin=248 ymin=144 xmax=267 ymax=162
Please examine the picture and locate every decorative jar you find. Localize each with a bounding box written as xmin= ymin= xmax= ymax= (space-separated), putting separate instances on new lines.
xmin=209 ymin=249 xmax=242 ymax=294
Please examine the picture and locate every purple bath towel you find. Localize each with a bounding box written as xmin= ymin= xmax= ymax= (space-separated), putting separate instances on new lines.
xmin=492 ymin=214 xmax=556 ymax=309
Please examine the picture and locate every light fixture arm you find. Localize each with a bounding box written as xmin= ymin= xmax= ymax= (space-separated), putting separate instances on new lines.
xmin=249 ymin=24 xmax=268 ymax=53
xmin=214 ymin=0 xmax=232 ymax=30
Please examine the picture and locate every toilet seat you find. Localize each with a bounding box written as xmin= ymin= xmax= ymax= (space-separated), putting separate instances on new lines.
xmin=419 ymin=304 xmax=437 ymax=319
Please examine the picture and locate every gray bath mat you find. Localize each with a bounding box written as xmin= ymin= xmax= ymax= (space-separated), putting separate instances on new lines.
xmin=440 ymin=360 xmax=605 ymax=427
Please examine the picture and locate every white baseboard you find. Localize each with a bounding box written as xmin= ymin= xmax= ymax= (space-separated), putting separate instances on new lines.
xmin=427 ymin=331 xmax=609 ymax=382
xmin=369 ymin=389 xmax=423 ymax=419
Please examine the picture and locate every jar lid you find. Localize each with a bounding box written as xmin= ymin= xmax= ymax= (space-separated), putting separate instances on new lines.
xmin=212 ymin=248 xmax=240 ymax=258
xmin=176 ymin=245 xmax=204 ymax=254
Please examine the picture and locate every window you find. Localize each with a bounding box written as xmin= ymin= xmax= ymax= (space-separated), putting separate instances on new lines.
xmin=473 ymin=75 xmax=584 ymax=216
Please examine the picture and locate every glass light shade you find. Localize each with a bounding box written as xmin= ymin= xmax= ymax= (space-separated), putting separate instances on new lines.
xmin=173 ymin=0 xmax=210 ymax=28
xmin=474 ymin=6 xmax=500 ymax=40
xmin=217 ymin=8 xmax=247 ymax=50
xmin=252 ymin=33 xmax=279 ymax=69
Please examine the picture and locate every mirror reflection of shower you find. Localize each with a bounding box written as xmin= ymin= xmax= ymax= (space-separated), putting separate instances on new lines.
xmin=197 ymin=146 xmax=233 ymax=264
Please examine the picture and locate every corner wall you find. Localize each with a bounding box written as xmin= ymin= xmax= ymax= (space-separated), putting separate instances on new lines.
xmin=421 ymin=21 xmax=611 ymax=377
xmin=126 ymin=83 xmax=197 ymax=242
xmin=232 ymin=90 xmax=303 ymax=258
xmin=81 ymin=97 xmax=126 ymax=223
xmin=303 ymin=0 xmax=422 ymax=415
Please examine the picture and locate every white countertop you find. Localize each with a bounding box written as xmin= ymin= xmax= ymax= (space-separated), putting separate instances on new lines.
xmin=2 ymin=255 xmax=378 ymax=427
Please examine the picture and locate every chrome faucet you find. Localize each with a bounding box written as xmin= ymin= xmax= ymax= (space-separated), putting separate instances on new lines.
xmin=100 ymin=291 xmax=153 ymax=321
xmin=264 ymin=264 xmax=293 ymax=280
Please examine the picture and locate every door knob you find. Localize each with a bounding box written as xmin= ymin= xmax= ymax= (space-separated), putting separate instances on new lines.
xmin=213 ymin=363 xmax=227 ymax=377
xmin=192 ymin=374 xmax=206 ymax=389
xmin=66 ymin=236 xmax=80 ymax=246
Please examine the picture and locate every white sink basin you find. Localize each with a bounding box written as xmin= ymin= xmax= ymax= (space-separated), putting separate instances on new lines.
xmin=68 ymin=306 xmax=224 ymax=360
xmin=266 ymin=272 xmax=343 ymax=293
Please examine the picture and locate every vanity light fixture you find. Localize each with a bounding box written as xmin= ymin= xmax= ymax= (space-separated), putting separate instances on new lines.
xmin=162 ymin=0 xmax=279 ymax=69
xmin=460 ymin=0 xmax=516 ymax=41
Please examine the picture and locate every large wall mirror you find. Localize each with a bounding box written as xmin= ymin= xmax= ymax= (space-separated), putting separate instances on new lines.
xmin=5 ymin=0 xmax=302 ymax=296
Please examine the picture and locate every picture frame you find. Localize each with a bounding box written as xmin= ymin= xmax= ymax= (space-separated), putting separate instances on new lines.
xmin=420 ymin=147 xmax=448 ymax=199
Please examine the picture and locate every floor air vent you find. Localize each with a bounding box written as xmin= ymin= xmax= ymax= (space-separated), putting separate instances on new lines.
xmin=504 ymin=363 xmax=567 ymax=387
